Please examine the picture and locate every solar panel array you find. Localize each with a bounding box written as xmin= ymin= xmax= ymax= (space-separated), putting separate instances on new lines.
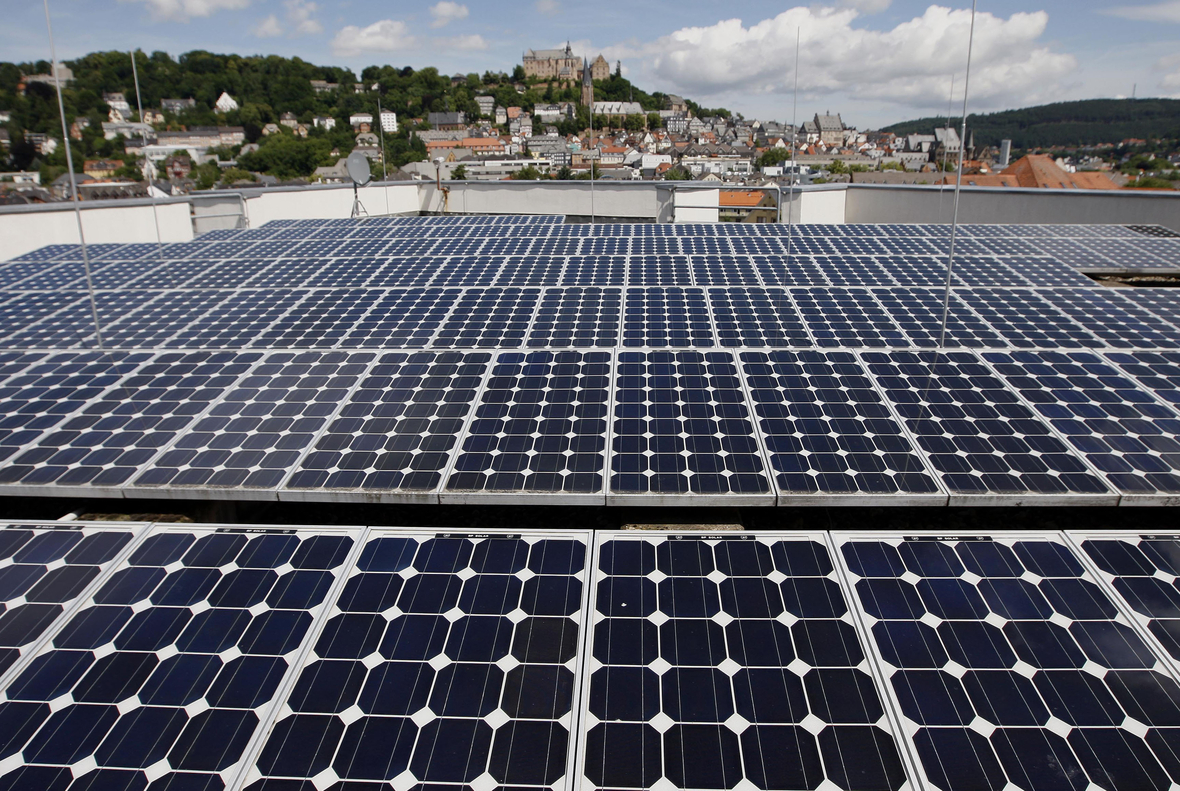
xmin=1 ymin=216 xmax=1179 ymax=506
xmin=9 ymin=523 xmax=1180 ymax=791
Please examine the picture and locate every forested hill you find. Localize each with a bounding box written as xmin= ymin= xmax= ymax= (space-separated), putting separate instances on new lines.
xmin=882 ymin=99 xmax=1180 ymax=148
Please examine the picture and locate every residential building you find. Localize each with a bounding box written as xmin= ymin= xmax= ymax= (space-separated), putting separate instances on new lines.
xmin=719 ymin=190 xmax=777 ymax=222
xmin=664 ymin=95 xmax=688 ymax=114
xmin=350 ymin=113 xmax=373 ymax=132
xmin=313 ymin=158 xmax=350 ymax=183
xmin=310 ymin=80 xmax=339 ymax=93
xmin=814 ymin=113 xmax=844 ymax=146
xmin=163 ymin=155 xmax=192 ymax=180
xmin=0 ymin=171 xmax=39 ymax=185
xmin=379 ymin=110 xmax=398 ymax=133
xmin=21 ymin=64 xmax=73 ymax=88
xmin=102 ymin=121 xmax=155 ymax=141
xmin=592 ymin=101 xmax=644 ymax=118
xmin=0 ymin=111 xmax=10 ymax=123
xmin=25 ymin=133 xmax=57 ymax=155
xmin=69 ymin=117 xmax=91 ymax=141
xmin=475 ymin=96 xmax=496 ymax=117
xmin=666 ymin=115 xmax=689 ymax=135
xmin=354 ymin=132 xmax=382 ymax=161
xmin=280 ymin=112 xmax=299 ymax=129
xmin=214 ymin=92 xmax=239 ymax=113
xmin=313 ymin=116 xmax=337 ymax=131
xmin=83 ymin=159 xmax=122 ymax=179
xmin=495 ymin=107 xmax=508 ymax=125
xmin=428 ymin=112 xmax=467 ymax=130
xmin=937 ymin=154 xmax=1120 ymax=190
xmin=0 ymin=130 xmax=8 ymax=150
xmin=262 ymin=123 xmax=282 ymax=136
xmin=509 ymin=114 xmax=533 ymax=137
xmin=161 ymin=98 xmax=196 ymax=115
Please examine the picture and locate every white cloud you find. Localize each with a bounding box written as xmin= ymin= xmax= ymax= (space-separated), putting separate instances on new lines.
xmin=285 ymin=0 xmax=322 ymax=34
xmin=1158 ymin=54 xmax=1180 ymax=93
xmin=1103 ymin=1 xmax=1180 ymax=22
xmin=252 ymin=13 xmax=282 ymax=36
xmin=617 ymin=6 xmax=1077 ymax=112
xmin=838 ymin=0 xmax=892 ymax=12
xmin=430 ymin=1 xmax=469 ymax=28
xmin=536 ymin=0 xmax=560 ymax=14
xmin=121 ymin=0 xmax=250 ymax=22
xmin=437 ymin=34 xmax=488 ymax=50
xmin=331 ymin=19 xmax=415 ymax=56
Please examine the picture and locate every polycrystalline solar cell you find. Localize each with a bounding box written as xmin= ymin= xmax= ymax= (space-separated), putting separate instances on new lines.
xmin=340 ymin=288 xmax=459 ymax=348
xmin=862 ymin=351 xmax=1112 ymax=502
xmin=838 ymin=533 xmax=1180 ymax=791
xmin=170 ymin=290 xmax=306 ymax=349
xmin=131 ymin=351 xmax=374 ymax=492
xmin=871 ymin=288 xmax=1005 ymax=348
xmin=432 ymin=288 xmax=540 ymax=348
xmin=445 ymin=351 xmax=609 ymax=500
xmin=708 ymin=288 xmax=811 ymax=348
xmin=790 ymin=287 xmax=907 ymax=348
xmin=0 ymin=522 xmax=139 ymax=678
xmin=286 ymin=351 xmax=489 ymax=498
xmin=623 ymin=288 xmax=714 ymax=348
xmin=984 ymin=350 xmax=1180 ymax=501
xmin=582 ymin=534 xmax=909 ymax=791
xmin=1040 ymin=289 xmax=1180 ymax=349
xmin=741 ymin=351 xmax=942 ymax=500
xmin=0 ymin=525 xmax=358 ymax=791
xmin=1077 ymin=534 xmax=1180 ymax=664
xmin=0 ymin=293 xmax=86 ymax=344
xmin=528 ymin=288 xmax=621 ymax=348
xmin=610 ymin=351 xmax=771 ymax=501
xmin=0 ymin=351 xmax=148 ymax=465
xmin=958 ymin=290 xmax=1104 ymax=350
xmin=561 ymin=256 xmax=626 ymax=286
xmin=245 ymin=530 xmax=587 ymax=791
xmin=1104 ymin=350 xmax=1180 ymax=406
xmin=0 ymin=351 xmax=260 ymax=491
xmin=628 ymin=255 xmax=693 ymax=287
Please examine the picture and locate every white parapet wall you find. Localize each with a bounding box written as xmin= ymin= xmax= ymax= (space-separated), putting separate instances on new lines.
xmin=673 ymin=188 xmax=720 ymax=223
xmin=0 ymin=199 xmax=193 ymax=260
xmin=242 ymin=183 xmax=420 ymax=227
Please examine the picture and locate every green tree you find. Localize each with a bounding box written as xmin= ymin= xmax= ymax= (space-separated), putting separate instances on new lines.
xmin=512 ymin=65 xmax=526 ymax=83
xmin=663 ymin=166 xmax=692 ymax=181
xmin=451 ymin=164 xmax=467 ymax=180
xmin=511 ymin=164 xmax=542 ymax=180
xmin=827 ymin=159 xmax=848 ymax=174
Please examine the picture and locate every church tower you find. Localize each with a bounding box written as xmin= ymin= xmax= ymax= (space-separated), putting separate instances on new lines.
xmin=581 ymin=58 xmax=593 ymax=108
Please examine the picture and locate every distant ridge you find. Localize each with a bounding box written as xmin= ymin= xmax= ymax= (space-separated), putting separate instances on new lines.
xmin=881 ymin=99 xmax=1180 ymax=149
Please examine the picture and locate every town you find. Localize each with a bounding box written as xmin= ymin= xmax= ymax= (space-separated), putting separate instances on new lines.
xmin=1 ymin=46 xmax=1177 ymax=207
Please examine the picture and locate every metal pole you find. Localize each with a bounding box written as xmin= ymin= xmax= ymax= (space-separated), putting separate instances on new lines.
xmin=130 ymin=49 xmax=165 ymax=258
xmin=377 ymin=93 xmax=390 ymax=216
xmin=589 ymin=79 xmax=595 ymax=224
xmin=784 ymin=27 xmax=800 ymax=262
xmin=936 ymin=0 xmax=977 ymax=349
xmin=45 ymin=0 xmax=104 ymax=350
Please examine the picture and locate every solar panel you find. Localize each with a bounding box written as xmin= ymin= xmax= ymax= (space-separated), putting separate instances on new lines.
xmin=0 ymin=521 xmax=144 ymax=679
xmin=861 ymin=350 xmax=1115 ymax=504
xmin=0 ymin=522 xmax=361 ymax=791
xmin=609 ymin=350 xmax=772 ymax=504
xmin=241 ymin=528 xmax=589 ymax=791
xmin=836 ymin=531 xmax=1180 ymax=791
xmin=580 ymin=531 xmax=912 ymax=791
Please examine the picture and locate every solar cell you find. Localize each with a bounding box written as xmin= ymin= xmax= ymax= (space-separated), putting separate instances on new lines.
xmin=790 ymin=288 xmax=907 ymax=348
xmin=623 ymin=288 xmax=714 ymax=348
xmin=0 ymin=523 xmax=360 ymax=791
xmin=1040 ymin=289 xmax=1180 ymax=349
xmin=958 ymin=290 xmax=1104 ymax=350
xmin=432 ymin=288 xmax=540 ymax=348
xmin=528 ymin=287 xmax=621 ymax=348
xmin=837 ymin=532 xmax=1180 ymax=791
xmin=580 ymin=532 xmax=911 ymax=791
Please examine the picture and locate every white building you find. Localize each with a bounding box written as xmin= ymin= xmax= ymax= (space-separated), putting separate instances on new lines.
xmin=103 ymin=92 xmax=133 ymax=121
xmin=350 ymin=113 xmax=374 ymax=130
xmin=214 ymin=92 xmax=239 ymax=113
xmin=313 ymin=116 xmax=337 ymax=131
xmin=475 ymin=96 xmax=496 ymax=117
xmin=379 ymin=110 xmax=398 ymax=134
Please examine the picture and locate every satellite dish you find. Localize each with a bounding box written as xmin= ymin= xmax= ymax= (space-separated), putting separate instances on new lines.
xmin=346 ymin=151 xmax=372 ymax=186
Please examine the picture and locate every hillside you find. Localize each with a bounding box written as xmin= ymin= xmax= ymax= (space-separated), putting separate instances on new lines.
xmin=882 ymin=99 xmax=1180 ymax=149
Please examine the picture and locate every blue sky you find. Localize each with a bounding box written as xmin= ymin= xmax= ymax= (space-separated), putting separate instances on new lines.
xmin=5 ymin=0 xmax=1180 ymax=127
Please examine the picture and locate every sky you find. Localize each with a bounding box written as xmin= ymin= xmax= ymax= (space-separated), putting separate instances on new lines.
xmin=4 ymin=0 xmax=1180 ymax=128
